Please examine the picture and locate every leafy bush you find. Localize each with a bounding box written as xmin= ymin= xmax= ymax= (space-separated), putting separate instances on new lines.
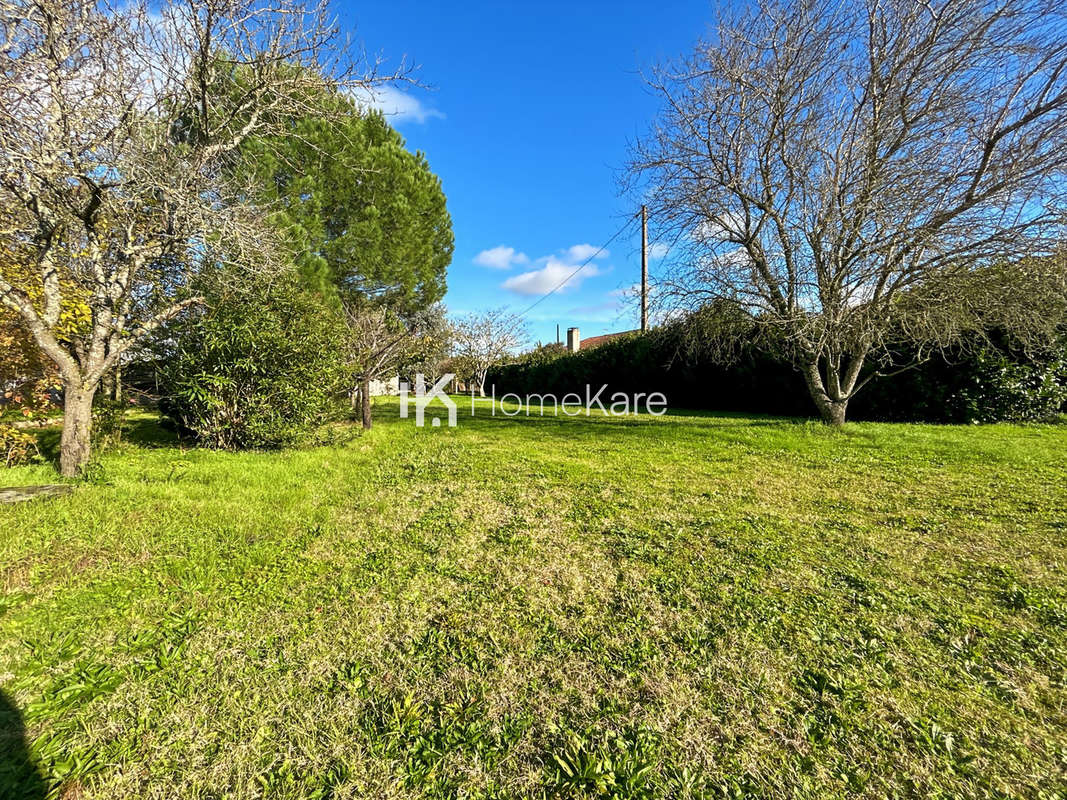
xmin=0 ymin=425 xmax=40 ymax=468
xmin=960 ymin=344 xmax=1067 ymax=422
xmin=157 ymin=278 xmax=351 ymax=449
xmin=513 ymin=341 xmax=568 ymax=368
xmin=489 ymin=326 xmax=812 ymax=418
xmin=1 ymin=377 xmax=61 ymax=423
xmin=854 ymin=336 xmax=1067 ymax=423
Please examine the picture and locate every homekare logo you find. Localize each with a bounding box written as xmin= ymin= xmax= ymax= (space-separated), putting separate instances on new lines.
xmin=400 ymin=374 xmax=458 ymax=427
xmin=401 ymin=374 xmax=668 ymax=427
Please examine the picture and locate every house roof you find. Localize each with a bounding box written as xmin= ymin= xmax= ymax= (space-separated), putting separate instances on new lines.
xmin=580 ymin=329 xmax=640 ymax=350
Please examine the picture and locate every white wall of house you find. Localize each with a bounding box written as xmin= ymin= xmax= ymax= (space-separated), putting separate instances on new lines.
xmin=369 ymin=376 xmax=401 ymax=396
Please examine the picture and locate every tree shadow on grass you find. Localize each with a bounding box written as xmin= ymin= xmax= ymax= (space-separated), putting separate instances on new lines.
xmin=0 ymin=690 xmax=46 ymax=800
xmin=31 ymin=411 xmax=180 ymax=470
xmin=28 ymin=427 xmax=61 ymax=470
xmin=121 ymin=414 xmax=180 ymax=448
xmin=462 ymin=409 xmax=805 ymax=430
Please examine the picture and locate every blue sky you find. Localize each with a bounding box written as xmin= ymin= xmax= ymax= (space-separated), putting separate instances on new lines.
xmin=339 ymin=0 xmax=714 ymax=345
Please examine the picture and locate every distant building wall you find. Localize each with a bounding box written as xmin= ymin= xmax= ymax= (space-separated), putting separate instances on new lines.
xmin=567 ymin=327 xmax=580 ymax=353
xmin=369 ymin=376 xmax=401 ymax=396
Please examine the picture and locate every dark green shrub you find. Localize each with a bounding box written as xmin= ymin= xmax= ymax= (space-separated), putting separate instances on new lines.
xmin=158 ymin=279 xmax=350 ymax=449
xmin=959 ymin=343 xmax=1067 ymax=422
xmin=853 ymin=335 xmax=1067 ymax=423
xmin=488 ymin=323 xmax=812 ymax=418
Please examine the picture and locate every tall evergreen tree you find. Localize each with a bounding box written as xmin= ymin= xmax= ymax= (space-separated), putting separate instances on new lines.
xmin=236 ymin=89 xmax=452 ymax=428
xmin=238 ymin=92 xmax=452 ymax=313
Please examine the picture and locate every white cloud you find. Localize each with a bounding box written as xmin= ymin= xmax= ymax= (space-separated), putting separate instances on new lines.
xmin=564 ymin=243 xmax=609 ymax=262
xmin=496 ymin=241 xmax=614 ymax=296
xmin=473 ymin=246 xmax=528 ymax=270
xmin=352 ymin=84 xmax=444 ymax=124
xmin=648 ymin=242 xmax=670 ymax=260
xmin=502 ymin=257 xmax=603 ymax=296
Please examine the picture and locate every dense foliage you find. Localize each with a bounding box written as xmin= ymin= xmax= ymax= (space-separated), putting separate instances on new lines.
xmin=234 ymin=88 xmax=453 ymax=430
xmin=856 ymin=336 xmax=1067 ymax=423
xmin=488 ymin=321 xmax=1067 ymax=424
xmin=237 ymin=95 xmax=452 ymax=313
xmin=157 ymin=278 xmax=350 ymax=449
xmin=0 ymin=424 xmax=39 ymax=467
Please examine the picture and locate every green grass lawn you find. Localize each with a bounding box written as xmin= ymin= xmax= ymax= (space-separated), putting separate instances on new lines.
xmin=1 ymin=400 xmax=1065 ymax=799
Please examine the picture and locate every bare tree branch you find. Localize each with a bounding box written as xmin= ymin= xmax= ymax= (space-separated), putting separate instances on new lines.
xmin=450 ymin=309 xmax=528 ymax=396
xmin=629 ymin=0 xmax=1067 ymax=423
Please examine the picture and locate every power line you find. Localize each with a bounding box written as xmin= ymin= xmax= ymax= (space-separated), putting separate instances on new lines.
xmin=515 ymin=216 xmax=637 ymax=320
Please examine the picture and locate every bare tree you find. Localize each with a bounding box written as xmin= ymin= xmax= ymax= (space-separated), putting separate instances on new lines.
xmin=344 ymin=302 xmax=450 ymax=429
xmin=344 ymin=303 xmax=408 ymax=430
xmin=630 ymin=0 xmax=1067 ymax=425
xmin=404 ymin=302 xmax=452 ymax=386
xmin=450 ymin=309 xmax=527 ymax=396
xmin=0 ymin=0 xmax=386 ymax=474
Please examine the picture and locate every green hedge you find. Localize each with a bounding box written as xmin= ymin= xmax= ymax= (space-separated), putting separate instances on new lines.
xmin=487 ymin=328 xmax=1067 ymax=423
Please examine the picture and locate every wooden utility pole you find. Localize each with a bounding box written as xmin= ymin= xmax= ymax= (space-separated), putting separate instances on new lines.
xmin=640 ymin=205 xmax=648 ymax=332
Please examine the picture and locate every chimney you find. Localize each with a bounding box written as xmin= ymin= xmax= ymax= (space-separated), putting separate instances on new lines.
xmin=567 ymin=327 xmax=580 ymax=352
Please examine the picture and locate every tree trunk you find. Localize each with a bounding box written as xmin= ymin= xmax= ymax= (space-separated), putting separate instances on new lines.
xmin=820 ymin=399 xmax=848 ymax=426
xmin=361 ymin=374 xmax=372 ymax=430
xmin=801 ymin=358 xmax=849 ymax=426
xmin=59 ymin=382 xmax=96 ymax=477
